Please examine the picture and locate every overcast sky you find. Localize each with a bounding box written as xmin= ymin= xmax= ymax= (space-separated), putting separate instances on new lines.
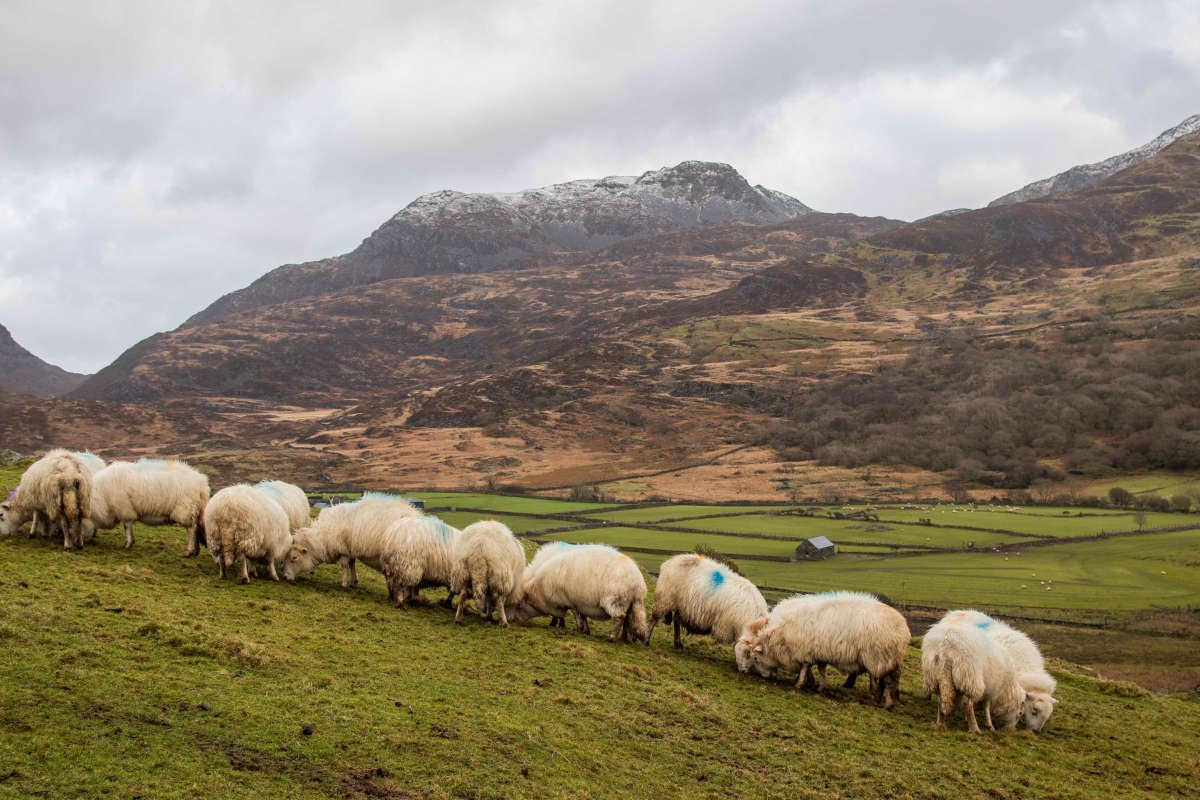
xmin=2 ymin=1 xmax=1198 ymax=373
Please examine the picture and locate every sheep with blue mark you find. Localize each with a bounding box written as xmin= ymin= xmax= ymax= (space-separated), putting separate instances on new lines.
xmin=251 ymin=480 xmax=310 ymax=532
xmin=509 ymin=543 xmax=649 ymax=643
xmin=84 ymin=458 xmax=210 ymax=553
xmin=921 ymin=609 xmax=1027 ymax=733
xmin=380 ymin=516 xmax=462 ymax=608
xmin=0 ymin=449 xmax=93 ymax=550
xmin=283 ymin=493 xmax=422 ymax=588
xmin=203 ymin=484 xmax=292 ymax=583
xmin=449 ymin=520 xmax=526 ymax=627
xmin=936 ymin=610 xmax=1058 ymax=732
xmin=648 ymin=553 xmax=768 ymax=650
xmin=737 ymin=591 xmax=910 ymax=708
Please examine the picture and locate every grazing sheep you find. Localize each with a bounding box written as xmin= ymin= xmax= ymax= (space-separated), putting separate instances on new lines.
xmin=252 ymin=480 xmax=311 ymax=532
xmin=448 ymin=520 xmax=525 ymax=627
xmin=519 ymin=541 xmax=592 ymax=628
xmin=510 ymin=543 xmax=650 ymax=642
xmin=940 ymin=610 xmax=1058 ymax=732
xmin=738 ymin=591 xmax=910 ymax=708
xmin=73 ymin=452 xmax=107 ymax=475
xmin=379 ymin=516 xmax=461 ymax=608
xmin=85 ymin=458 xmax=210 ymax=553
xmin=0 ymin=449 xmax=93 ymax=550
xmin=648 ymin=553 xmax=768 ymax=648
xmin=921 ymin=610 xmax=1027 ymax=733
xmin=203 ymin=484 xmax=292 ymax=583
xmin=282 ymin=493 xmax=421 ymax=587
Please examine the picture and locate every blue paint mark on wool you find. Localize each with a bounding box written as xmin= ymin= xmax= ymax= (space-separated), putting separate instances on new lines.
xmin=428 ymin=517 xmax=453 ymax=540
xmin=709 ymin=569 xmax=726 ymax=591
xmin=135 ymin=458 xmax=165 ymax=468
xmin=975 ymin=619 xmax=994 ymax=630
xmin=255 ymin=481 xmax=281 ymax=495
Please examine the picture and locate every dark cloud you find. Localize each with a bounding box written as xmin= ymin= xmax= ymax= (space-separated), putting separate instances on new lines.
xmin=1 ymin=0 xmax=1197 ymax=372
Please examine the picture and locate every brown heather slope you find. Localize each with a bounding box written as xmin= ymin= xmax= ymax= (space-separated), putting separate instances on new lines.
xmin=8 ymin=137 xmax=1200 ymax=498
xmin=0 ymin=323 xmax=87 ymax=397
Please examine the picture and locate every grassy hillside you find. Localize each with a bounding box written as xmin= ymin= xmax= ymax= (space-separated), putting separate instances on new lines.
xmin=1 ymin=524 xmax=1198 ymax=800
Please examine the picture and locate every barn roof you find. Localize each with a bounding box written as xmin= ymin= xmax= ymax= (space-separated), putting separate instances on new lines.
xmin=807 ymin=536 xmax=834 ymax=549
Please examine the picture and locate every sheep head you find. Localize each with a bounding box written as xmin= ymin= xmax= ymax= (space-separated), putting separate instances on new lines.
xmin=282 ymin=529 xmax=321 ymax=581
xmin=1022 ymin=691 xmax=1057 ymax=733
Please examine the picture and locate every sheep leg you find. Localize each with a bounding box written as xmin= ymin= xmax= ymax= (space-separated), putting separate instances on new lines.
xmin=28 ymin=511 xmax=41 ymax=538
xmin=645 ymin=614 xmax=658 ymax=641
xmin=454 ymin=592 xmax=466 ymax=623
xmin=963 ymin=696 xmax=982 ymax=734
xmin=267 ymin=561 xmax=280 ymax=582
xmin=495 ymin=595 xmax=509 ymax=628
xmin=672 ymin=615 xmax=683 ymax=648
xmin=217 ymin=558 xmax=227 ymax=579
xmin=608 ymin=613 xmax=627 ymax=642
xmin=983 ymin=701 xmax=995 ymax=731
xmin=441 ymin=592 xmax=456 ymax=609
xmin=123 ymin=521 xmax=135 ymax=549
xmin=843 ymin=670 xmax=860 ymax=689
xmin=338 ymin=557 xmax=353 ymax=588
xmin=797 ymin=664 xmax=816 ymax=690
xmin=185 ymin=525 xmax=200 ymax=557
xmin=61 ymin=520 xmax=74 ymax=551
xmin=815 ymin=663 xmax=829 ymax=692
xmin=237 ymin=555 xmax=250 ymax=584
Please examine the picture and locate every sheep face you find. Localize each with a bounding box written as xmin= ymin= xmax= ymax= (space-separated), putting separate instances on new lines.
xmin=0 ymin=500 xmax=22 ymax=537
xmin=748 ymin=643 xmax=780 ymax=678
xmin=1023 ymin=692 xmax=1056 ymax=733
xmin=283 ymin=535 xmax=319 ymax=581
xmin=506 ymin=600 xmax=538 ymax=624
xmin=734 ymin=617 xmax=769 ymax=674
xmin=992 ymin=688 xmax=1026 ymax=731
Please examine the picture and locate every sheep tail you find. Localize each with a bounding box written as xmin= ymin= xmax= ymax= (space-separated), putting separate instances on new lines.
xmin=219 ymin=520 xmax=236 ymax=568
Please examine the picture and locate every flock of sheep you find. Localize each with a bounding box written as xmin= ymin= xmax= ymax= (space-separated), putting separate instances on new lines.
xmin=0 ymin=449 xmax=1059 ymax=734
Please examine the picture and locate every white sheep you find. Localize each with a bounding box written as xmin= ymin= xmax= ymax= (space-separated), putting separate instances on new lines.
xmin=203 ymin=484 xmax=292 ymax=583
xmin=510 ymin=543 xmax=649 ymax=643
xmin=939 ymin=610 xmax=1058 ymax=732
xmin=251 ymin=480 xmax=311 ymax=532
xmin=379 ymin=516 xmax=461 ymax=608
xmin=648 ymin=553 xmax=768 ymax=648
xmin=921 ymin=610 xmax=1027 ymax=733
xmin=73 ymin=451 xmax=107 ymax=475
xmin=519 ymin=541 xmax=587 ymax=628
xmin=0 ymin=449 xmax=93 ymax=550
xmin=737 ymin=591 xmax=910 ymax=708
xmin=85 ymin=458 xmax=210 ymax=553
xmin=449 ymin=520 xmax=526 ymax=627
xmin=282 ymin=493 xmax=421 ymax=587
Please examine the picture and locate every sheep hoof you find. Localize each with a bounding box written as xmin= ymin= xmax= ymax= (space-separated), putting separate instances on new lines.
xmin=239 ymin=577 xmax=250 ymax=585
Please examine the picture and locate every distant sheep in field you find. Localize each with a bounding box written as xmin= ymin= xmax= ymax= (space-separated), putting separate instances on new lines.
xmin=449 ymin=520 xmax=525 ymax=627
xmin=649 ymin=553 xmax=768 ymax=648
xmin=939 ymin=610 xmax=1057 ymax=732
xmin=379 ymin=516 xmax=461 ymax=608
xmin=282 ymin=493 xmax=421 ymax=587
xmin=737 ymin=591 xmax=910 ymax=708
xmin=85 ymin=458 xmax=210 ymax=553
xmin=203 ymin=484 xmax=292 ymax=583
xmin=251 ymin=480 xmax=310 ymax=532
xmin=510 ymin=543 xmax=650 ymax=643
xmin=0 ymin=449 xmax=92 ymax=550
xmin=921 ymin=610 xmax=1026 ymax=733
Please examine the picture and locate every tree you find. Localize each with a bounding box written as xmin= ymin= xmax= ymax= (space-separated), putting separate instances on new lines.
xmin=1133 ymin=508 xmax=1147 ymax=531
xmin=1170 ymin=495 xmax=1192 ymax=513
xmin=1108 ymin=487 xmax=1134 ymax=507
xmin=943 ymin=480 xmax=972 ymax=505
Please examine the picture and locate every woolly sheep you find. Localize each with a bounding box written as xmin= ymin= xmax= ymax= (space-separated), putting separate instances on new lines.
xmin=203 ymin=484 xmax=292 ymax=583
xmin=510 ymin=543 xmax=650 ymax=643
xmin=73 ymin=452 xmax=106 ymax=475
xmin=282 ymin=493 xmax=421 ymax=587
xmin=85 ymin=458 xmax=210 ymax=553
xmin=921 ymin=610 xmax=1027 ymax=733
xmin=737 ymin=591 xmax=910 ymax=708
xmin=939 ymin=610 xmax=1058 ymax=732
xmin=251 ymin=480 xmax=311 ymax=532
xmin=519 ymin=541 xmax=589 ymax=628
xmin=379 ymin=516 xmax=461 ymax=608
xmin=449 ymin=520 xmax=525 ymax=627
xmin=648 ymin=553 xmax=768 ymax=648
xmin=0 ymin=449 xmax=92 ymax=550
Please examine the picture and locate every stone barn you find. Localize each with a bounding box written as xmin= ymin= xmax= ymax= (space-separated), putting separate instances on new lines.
xmin=794 ymin=535 xmax=836 ymax=560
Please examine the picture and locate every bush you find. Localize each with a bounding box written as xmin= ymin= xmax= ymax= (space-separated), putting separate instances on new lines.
xmin=1170 ymin=494 xmax=1192 ymax=512
xmin=1109 ymin=487 xmax=1135 ymax=507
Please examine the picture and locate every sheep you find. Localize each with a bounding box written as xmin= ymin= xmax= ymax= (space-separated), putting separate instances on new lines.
xmin=0 ymin=449 xmax=93 ymax=550
xmin=203 ymin=484 xmax=292 ymax=583
xmin=379 ymin=516 xmax=461 ymax=608
xmin=448 ymin=520 xmax=525 ymax=627
xmin=251 ymin=480 xmax=311 ymax=532
xmin=939 ymin=610 xmax=1058 ymax=732
xmin=73 ymin=451 xmax=107 ymax=475
xmin=519 ymin=541 xmax=585 ymax=628
xmin=921 ymin=610 xmax=1027 ymax=733
xmin=509 ymin=543 xmax=650 ymax=643
xmin=85 ymin=458 xmax=210 ymax=553
xmin=282 ymin=493 xmax=421 ymax=588
xmin=648 ymin=553 xmax=768 ymax=648
xmin=737 ymin=591 xmax=910 ymax=708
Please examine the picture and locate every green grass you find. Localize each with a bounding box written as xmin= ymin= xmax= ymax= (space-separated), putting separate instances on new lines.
xmin=659 ymin=514 xmax=1031 ymax=548
xmin=869 ymin=507 xmax=1185 ymax=537
xmin=536 ymin=526 xmax=802 ymax=558
xmin=409 ymin=493 xmax=617 ymax=515
xmin=1 ymin=525 xmax=1198 ymax=799
xmin=583 ymin=504 xmax=791 ymax=524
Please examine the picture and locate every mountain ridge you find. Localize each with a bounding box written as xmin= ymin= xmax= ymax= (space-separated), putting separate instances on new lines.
xmin=0 ymin=323 xmax=88 ymax=397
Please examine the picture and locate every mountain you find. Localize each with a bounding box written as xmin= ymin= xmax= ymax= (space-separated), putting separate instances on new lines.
xmin=0 ymin=324 xmax=87 ymax=397
xmin=24 ymin=133 xmax=1200 ymax=501
xmin=989 ymin=113 xmax=1200 ymax=206
xmin=185 ymin=161 xmax=811 ymax=326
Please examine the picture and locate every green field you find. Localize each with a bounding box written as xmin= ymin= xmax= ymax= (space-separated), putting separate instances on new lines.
xmin=409 ymin=492 xmax=616 ymax=515
xmin=1 ymin=525 xmax=1198 ymax=799
xmin=659 ymin=514 xmax=1030 ymax=548
xmin=869 ymin=507 xmax=1183 ymax=537
xmin=583 ymin=504 xmax=791 ymax=524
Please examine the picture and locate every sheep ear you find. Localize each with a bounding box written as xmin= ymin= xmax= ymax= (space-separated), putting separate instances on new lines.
xmin=1050 ymin=697 xmax=1059 ymax=705
xmin=753 ymin=644 xmax=764 ymax=653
